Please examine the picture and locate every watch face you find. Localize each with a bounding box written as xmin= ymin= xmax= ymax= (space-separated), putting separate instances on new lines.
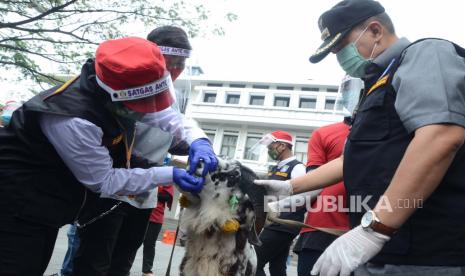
xmin=361 ymin=211 xmax=373 ymax=228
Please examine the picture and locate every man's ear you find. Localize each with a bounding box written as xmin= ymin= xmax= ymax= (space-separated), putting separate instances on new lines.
xmin=368 ymin=21 xmax=383 ymax=42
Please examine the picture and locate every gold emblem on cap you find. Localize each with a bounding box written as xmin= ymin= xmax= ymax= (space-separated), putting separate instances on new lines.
xmin=313 ymin=33 xmax=342 ymax=56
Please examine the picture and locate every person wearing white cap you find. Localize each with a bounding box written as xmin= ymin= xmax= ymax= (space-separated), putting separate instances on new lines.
xmin=0 ymin=37 xmax=217 ymax=275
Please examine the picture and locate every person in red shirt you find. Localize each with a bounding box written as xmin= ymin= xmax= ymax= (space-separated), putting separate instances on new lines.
xmin=141 ymin=185 xmax=174 ymax=276
xmin=293 ymin=117 xmax=351 ymax=276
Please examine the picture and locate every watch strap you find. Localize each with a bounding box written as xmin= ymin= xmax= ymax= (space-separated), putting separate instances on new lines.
xmin=372 ymin=219 xmax=397 ymax=237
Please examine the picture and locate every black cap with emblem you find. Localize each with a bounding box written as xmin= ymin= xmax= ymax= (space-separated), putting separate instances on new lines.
xmin=309 ymin=0 xmax=385 ymax=64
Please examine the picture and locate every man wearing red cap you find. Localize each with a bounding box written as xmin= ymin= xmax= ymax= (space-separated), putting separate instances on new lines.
xmin=0 ymin=37 xmax=217 ymax=275
xmin=254 ymin=130 xmax=306 ymax=276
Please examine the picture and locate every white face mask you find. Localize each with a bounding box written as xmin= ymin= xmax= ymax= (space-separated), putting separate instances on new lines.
xmin=336 ymin=25 xmax=378 ymax=78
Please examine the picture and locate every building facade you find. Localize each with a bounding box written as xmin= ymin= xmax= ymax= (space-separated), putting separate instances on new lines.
xmin=165 ymin=75 xmax=345 ymax=220
xmin=183 ymin=77 xmax=345 ymax=173
xmin=162 ymin=73 xmax=346 ymax=222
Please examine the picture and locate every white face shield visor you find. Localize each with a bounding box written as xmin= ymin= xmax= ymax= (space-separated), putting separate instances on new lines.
xmin=247 ymin=133 xmax=277 ymax=160
xmin=159 ymin=46 xmax=193 ymax=114
xmin=334 ymin=75 xmax=364 ymax=117
xmin=97 ymin=71 xmax=177 ymax=114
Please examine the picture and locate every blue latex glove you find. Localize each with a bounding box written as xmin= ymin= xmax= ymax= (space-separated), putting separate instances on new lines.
xmin=188 ymin=138 xmax=218 ymax=176
xmin=173 ymin=167 xmax=205 ymax=193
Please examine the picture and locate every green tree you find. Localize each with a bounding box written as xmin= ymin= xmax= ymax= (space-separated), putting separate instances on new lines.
xmin=0 ymin=0 xmax=237 ymax=88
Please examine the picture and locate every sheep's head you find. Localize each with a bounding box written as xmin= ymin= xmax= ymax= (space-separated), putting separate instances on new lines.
xmin=181 ymin=156 xmax=267 ymax=245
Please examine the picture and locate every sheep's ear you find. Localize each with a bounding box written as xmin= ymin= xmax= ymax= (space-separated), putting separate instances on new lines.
xmin=247 ymin=216 xmax=262 ymax=246
xmin=237 ymin=163 xmax=267 ymax=235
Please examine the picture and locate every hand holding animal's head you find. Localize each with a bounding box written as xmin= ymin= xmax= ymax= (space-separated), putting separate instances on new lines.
xmin=184 ymin=156 xmax=267 ymax=243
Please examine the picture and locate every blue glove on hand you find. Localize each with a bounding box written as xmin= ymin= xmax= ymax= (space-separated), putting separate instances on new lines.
xmin=173 ymin=167 xmax=205 ymax=193
xmin=188 ymin=138 xmax=218 ymax=176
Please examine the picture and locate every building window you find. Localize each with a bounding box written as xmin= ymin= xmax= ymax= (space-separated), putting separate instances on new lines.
xmin=277 ymin=86 xmax=294 ymax=90
xmin=226 ymin=94 xmax=240 ymax=104
xmin=274 ymin=96 xmax=290 ymax=107
xmin=325 ymin=98 xmax=336 ymax=110
xmin=244 ymin=136 xmax=261 ymax=161
xmin=252 ymin=84 xmax=269 ymax=89
xmin=302 ymin=87 xmax=319 ymax=92
xmin=295 ymin=139 xmax=308 ymax=165
xmin=220 ymin=134 xmax=238 ymax=159
xmin=299 ymin=98 xmax=316 ymax=109
xmin=249 ymin=95 xmax=265 ymax=106
xmin=204 ymin=131 xmax=216 ymax=144
xmin=203 ymin=92 xmax=216 ymax=103
xmin=230 ymin=83 xmax=246 ymax=88
xmin=325 ymin=98 xmax=343 ymax=111
xmin=207 ymin=83 xmax=223 ymax=87
xmin=202 ymin=128 xmax=216 ymax=143
xmin=327 ymin=88 xmax=339 ymax=93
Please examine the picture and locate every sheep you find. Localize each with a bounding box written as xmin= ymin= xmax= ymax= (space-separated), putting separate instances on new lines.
xmin=178 ymin=157 xmax=266 ymax=276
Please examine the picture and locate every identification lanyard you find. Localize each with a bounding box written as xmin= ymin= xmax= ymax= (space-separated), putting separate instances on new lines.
xmin=378 ymin=58 xmax=396 ymax=81
xmin=351 ymin=58 xmax=396 ymax=123
xmin=76 ymin=119 xmax=137 ymax=229
xmin=124 ymin=128 xmax=137 ymax=169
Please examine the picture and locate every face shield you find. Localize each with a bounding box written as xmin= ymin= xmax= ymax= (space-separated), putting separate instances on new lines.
xmin=247 ymin=133 xmax=276 ymax=160
xmin=334 ymin=75 xmax=364 ymax=117
xmin=169 ymin=60 xmax=190 ymax=114
xmin=160 ymin=46 xmax=192 ymax=114
xmin=97 ymin=71 xmax=177 ymax=115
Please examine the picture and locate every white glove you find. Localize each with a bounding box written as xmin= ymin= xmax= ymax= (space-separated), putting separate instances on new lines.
xmin=253 ymin=179 xmax=293 ymax=197
xmin=311 ymin=225 xmax=390 ymax=276
xmin=265 ymin=201 xmax=280 ymax=223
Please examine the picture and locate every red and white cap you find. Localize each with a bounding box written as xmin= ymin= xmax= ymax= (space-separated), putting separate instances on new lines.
xmin=270 ymin=130 xmax=293 ymax=145
xmin=257 ymin=130 xmax=294 ymax=147
xmin=95 ymin=37 xmax=176 ymax=113
xmin=248 ymin=130 xmax=294 ymax=158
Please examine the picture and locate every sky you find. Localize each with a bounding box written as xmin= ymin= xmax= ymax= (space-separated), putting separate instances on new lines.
xmin=186 ymin=0 xmax=465 ymax=84
xmin=2 ymin=0 xmax=465 ymax=102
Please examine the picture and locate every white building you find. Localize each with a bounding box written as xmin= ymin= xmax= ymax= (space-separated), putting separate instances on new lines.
xmin=179 ymin=74 xmax=345 ymax=174
xmin=165 ymin=73 xmax=345 ymax=220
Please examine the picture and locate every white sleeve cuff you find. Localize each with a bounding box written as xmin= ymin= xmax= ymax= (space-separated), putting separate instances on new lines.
xmin=152 ymin=166 xmax=174 ymax=185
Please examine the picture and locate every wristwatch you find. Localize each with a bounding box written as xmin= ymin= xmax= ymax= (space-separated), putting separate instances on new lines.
xmin=361 ymin=210 xmax=397 ymax=237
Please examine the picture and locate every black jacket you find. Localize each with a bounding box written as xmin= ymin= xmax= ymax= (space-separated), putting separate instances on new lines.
xmin=344 ymin=43 xmax=465 ymax=265
xmin=266 ymin=159 xmax=306 ymax=235
xmin=0 ymin=59 xmax=129 ymax=227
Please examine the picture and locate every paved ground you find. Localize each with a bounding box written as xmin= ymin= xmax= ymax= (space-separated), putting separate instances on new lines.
xmin=45 ymin=225 xmax=298 ymax=276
